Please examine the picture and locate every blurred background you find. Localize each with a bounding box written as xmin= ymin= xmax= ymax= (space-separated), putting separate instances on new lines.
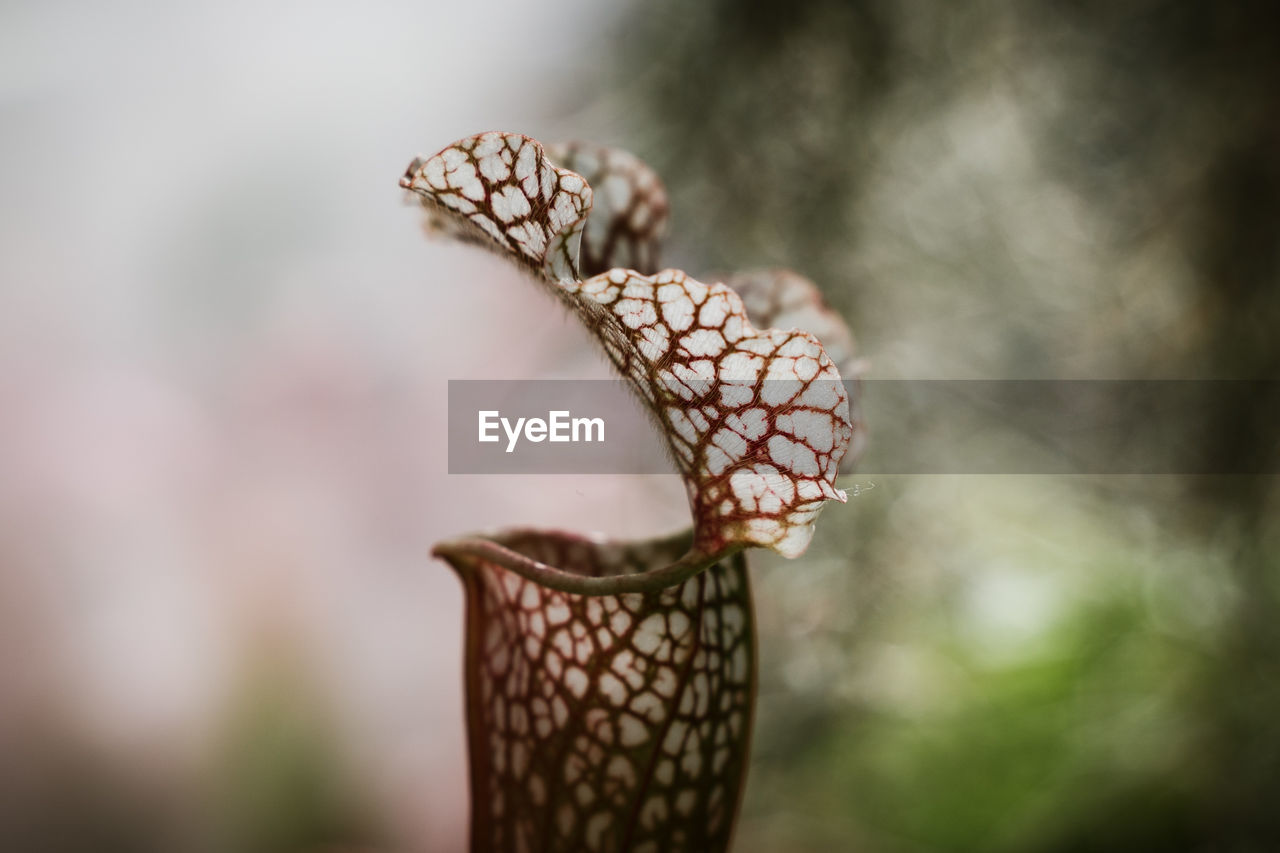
xmin=1 ymin=0 xmax=1277 ymax=851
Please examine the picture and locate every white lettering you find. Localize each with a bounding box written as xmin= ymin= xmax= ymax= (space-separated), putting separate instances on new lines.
xmin=549 ymin=410 xmax=570 ymax=442
xmin=478 ymin=411 xmax=499 ymax=442
xmin=573 ymin=416 xmax=604 ymax=442
xmin=481 ymin=410 xmax=606 ymax=453
xmin=502 ymin=416 xmax=526 ymax=453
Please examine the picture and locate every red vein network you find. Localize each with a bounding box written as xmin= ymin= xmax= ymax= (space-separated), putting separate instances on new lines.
xmin=401 ymin=132 xmax=855 ymax=559
xmin=456 ymin=532 xmax=751 ymax=853
xmin=403 ymin=131 xmax=865 ymax=853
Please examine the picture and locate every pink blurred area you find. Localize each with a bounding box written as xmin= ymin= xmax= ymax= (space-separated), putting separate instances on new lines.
xmin=0 ymin=0 xmax=678 ymax=849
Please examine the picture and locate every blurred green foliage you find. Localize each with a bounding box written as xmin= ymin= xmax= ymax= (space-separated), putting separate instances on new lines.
xmin=207 ymin=660 xmax=380 ymax=853
xmin=583 ymin=1 xmax=1280 ymax=849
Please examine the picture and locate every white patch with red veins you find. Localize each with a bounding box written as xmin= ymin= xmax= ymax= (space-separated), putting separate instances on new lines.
xmin=725 ymin=268 xmax=868 ymax=473
xmin=404 ymin=132 xmax=857 ymax=560
xmin=567 ymin=268 xmax=851 ymax=558
xmin=402 ymin=132 xmax=591 ymax=281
